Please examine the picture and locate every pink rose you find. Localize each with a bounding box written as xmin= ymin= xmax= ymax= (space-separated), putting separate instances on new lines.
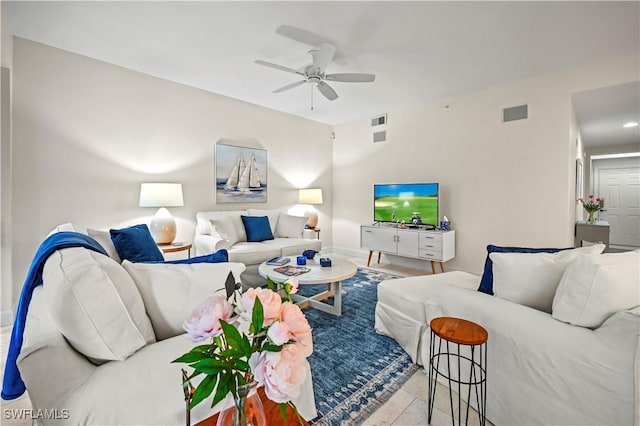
xmin=280 ymin=302 xmax=313 ymax=357
xmin=285 ymin=278 xmax=299 ymax=295
xmin=249 ymin=344 xmax=307 ymax=403
xmin=183 ymin=295 xmax=235 ymax=342
xmin=241 ymin=287 xmax=282 ymax=326
xmin=267 ymin=321 xmax=291 ymax=346
xmin=588 ymin=194 xmax=594 ymax=199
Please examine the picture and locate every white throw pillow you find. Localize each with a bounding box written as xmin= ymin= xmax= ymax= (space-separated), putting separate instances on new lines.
xmin=552 ymin=251 xmax=640 ymax=328
xmin=43 ymin=248 xmax=155 ymax=364
xmin=210 ymin=215 xmax=240 ymax=247
xmin=122 ymin=261 xmax=246 ymax=340
xmin=490 ymin=244 xmax=605 ymax=313
xmin=87 ymin=228 xmax=121 ymax=263
xmin=275 ymin=213 xmax=308 ymax=239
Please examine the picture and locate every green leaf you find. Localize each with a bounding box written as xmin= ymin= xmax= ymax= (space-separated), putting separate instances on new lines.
xmin=189 ymin=374 xmax=217 ymax=409
xmin=278 ymin=403 xmax=288 ymax=421
xmin=262 ymin=343 xmax=283 ymax=352
xmin=191 ymin=358 xmax=230 ymax=375
xmin=251 ymin=296 xmax=264 ymax=335
xmin=211 ymin=371 xmax=232 ymax=408
xmin=232 ymin=358 xmax=250 ymax=372
xmin=221 ymin=320 xmax=245 ymax=352
xmin=266 ymin=276 xmax=278 ymax=292
xmin=191 ymin=344 xmax=214 ymax=353
xmin=172 ymin=350 xmax=208 ymax=364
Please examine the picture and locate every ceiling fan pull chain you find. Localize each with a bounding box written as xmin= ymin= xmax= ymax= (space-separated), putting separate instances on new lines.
xmin=310 ymin=84 xmax=314 ymax=110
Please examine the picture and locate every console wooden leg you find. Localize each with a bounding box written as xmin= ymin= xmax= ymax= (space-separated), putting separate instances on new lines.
xmin=430 ymin=261 xmax=437 ymax=274
xmin=439 ymin=262 xmax=445 ymax=273
xmin=367 ymin=250 xmax=373 ymax=267
xmin=377 ymin=251 xmax=382 ymax=264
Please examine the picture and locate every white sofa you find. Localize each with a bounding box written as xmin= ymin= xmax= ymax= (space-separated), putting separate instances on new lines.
xmin=375 ymin=249 xmax=640 ymax=425
xmin=194 ymin=209 xmax=322 ymax=288
xmin=16 ymin=240 xmax=316 ymax=424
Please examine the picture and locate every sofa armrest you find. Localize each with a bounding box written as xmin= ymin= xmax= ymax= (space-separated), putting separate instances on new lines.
xmin=18 ymin=287 xmax=96 ymax=411
xmin=193 ymin=234 xmax=230 ymax=256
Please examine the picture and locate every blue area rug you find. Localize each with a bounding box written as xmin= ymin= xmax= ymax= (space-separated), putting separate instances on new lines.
xmin=299 ymin=267 xmax=420 ymax=425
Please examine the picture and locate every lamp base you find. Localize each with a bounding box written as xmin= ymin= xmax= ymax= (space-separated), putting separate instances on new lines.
xmin=305 ymin=211 xmax=319 ymax=229
xmin=150 ymin=207 xmax=176 ymax=244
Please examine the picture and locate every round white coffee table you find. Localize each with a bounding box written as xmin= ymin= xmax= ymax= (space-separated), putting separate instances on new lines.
xmin=258 ymin=256 xmax=357 ymax=316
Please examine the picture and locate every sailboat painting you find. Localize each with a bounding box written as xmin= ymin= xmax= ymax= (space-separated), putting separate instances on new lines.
xmin=215 ymin=143 xmax=267 ymax=203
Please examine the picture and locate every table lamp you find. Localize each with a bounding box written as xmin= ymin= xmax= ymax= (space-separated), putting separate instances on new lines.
xmin=139 ymin=183 xmax=184 ymax=244
xmin=298 ymin=188 xmax=323 ymax=229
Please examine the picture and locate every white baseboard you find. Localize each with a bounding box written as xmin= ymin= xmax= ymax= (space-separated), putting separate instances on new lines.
xmin=1 ymin=309 xmax=13 ymax=327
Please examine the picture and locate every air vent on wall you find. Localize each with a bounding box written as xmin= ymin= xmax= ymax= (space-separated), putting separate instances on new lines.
xmin=502 ymin=104 xmax=528 ymax=123
xmin=371 ymin=113 xmax=387 ymax=143
xmin=373 ymin=131 xmax=387 ymax=143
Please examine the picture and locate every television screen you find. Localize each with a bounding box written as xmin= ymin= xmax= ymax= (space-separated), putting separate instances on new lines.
xmin=374 ymin=183 xmax=439 ymax=226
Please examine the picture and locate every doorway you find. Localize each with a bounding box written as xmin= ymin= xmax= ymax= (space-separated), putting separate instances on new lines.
xmin=592 ymin=155 xmax=640 ymax=249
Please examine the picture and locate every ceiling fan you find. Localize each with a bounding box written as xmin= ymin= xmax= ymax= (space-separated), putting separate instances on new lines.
xmin=255 ymin=41 xmax=375 ymax=108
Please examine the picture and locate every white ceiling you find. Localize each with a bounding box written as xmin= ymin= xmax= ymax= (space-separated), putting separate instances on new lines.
xmin=4 ymin=1 xmax=640 ymax=145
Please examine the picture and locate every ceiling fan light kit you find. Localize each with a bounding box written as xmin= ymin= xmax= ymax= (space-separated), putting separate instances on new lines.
xmin=255 ymin=35 xmax=375 ymax=110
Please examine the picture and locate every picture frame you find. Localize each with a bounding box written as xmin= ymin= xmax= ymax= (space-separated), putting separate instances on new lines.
xmin=215 ymin=143 xmax=267 ymax=203
xmin=575 ymin=158 xmax=583 ymax=201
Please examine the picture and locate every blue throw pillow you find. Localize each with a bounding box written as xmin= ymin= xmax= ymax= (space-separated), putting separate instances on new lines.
xmin=162 ymin=249 xmax=228 ymax=264
xmin=477 ymin=245 xmax=572 ymax=295
xmin=241 ymin=215 xmax=274 ymax=242
xmin=110 ymin=224 xmax=164 ymax=263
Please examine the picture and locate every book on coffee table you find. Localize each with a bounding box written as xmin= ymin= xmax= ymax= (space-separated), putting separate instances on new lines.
xmin=266 ymin=256 xmax=290 ymax=266
xmin=273 ymin=266 xmax=310 ymax=276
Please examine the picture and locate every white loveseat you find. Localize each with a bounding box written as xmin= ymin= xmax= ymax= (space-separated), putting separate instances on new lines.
xmin=375 ymin=248 xmax=640 ymax=425
xmin=194 ymin=209 xmax=322 ymax=288
xmin=15 ymin=239 xmax=316 ymax=424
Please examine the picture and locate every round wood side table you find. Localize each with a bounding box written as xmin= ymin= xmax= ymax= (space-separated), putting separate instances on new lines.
xmin=428 ymin=317 xmax=488 ymax=426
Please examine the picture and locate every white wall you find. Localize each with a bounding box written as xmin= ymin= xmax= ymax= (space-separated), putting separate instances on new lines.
xmin=332 ymin=54 xmax=639 ymax=274
xmin=8 ymin=38 xmax=333 ymax=310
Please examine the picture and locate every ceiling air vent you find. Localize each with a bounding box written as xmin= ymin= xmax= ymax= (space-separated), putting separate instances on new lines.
xmin=502 ymin=104 xmax=528 ymax=123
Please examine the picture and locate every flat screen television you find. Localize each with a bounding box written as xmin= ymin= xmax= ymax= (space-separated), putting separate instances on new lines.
xmin=374 ymin=182 xmax=439 ymax=226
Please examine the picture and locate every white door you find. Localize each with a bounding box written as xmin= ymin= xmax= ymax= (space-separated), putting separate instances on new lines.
xmin=595 ymin=157 xmax=640 ymax=249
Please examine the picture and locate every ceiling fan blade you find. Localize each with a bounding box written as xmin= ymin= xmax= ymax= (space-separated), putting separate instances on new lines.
xmin=325 ymin=73 xmax=376 ymax=83
xmin=255 ymin=60 xmax=301 ymax=75
xmin=312 ymin=43 xmax=336 ymax=71
xmin=276 ymin=25 xmax=332 ymax=47
xmin=273 ymin=80 xmax=306 ymax=93
xmin=316 ymin=81 xmax=338 ymax=101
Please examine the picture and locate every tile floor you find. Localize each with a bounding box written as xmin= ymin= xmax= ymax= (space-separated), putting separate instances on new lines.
xmin=0 ymin=255 xmax=490 ymax=425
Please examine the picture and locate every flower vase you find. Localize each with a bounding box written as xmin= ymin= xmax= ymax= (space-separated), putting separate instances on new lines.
xmin=587 ymin=210 xmax=596 ymax=224
xmin=216 ymin=382 xmax=266 ymax=426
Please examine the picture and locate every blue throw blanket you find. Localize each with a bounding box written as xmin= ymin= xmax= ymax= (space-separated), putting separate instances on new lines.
xmin=1 ymin=232 xmax=106 ymax=400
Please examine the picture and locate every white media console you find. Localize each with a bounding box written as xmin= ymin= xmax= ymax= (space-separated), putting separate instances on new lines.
xmin=360 ymin=224 xmax=455 ymax=273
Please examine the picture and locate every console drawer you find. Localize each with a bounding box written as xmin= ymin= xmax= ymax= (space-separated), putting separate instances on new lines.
xmin=418 ymin=249 xmax=442 ymax=261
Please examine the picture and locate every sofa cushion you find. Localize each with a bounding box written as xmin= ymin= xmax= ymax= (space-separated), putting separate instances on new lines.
xmin=262 ymin=238 xmax=322 ymax=257
xmin=228 ymin=242 xmax=281 ymax=266
xmin=197 ymin=211 xmax=247 ymax=242
xmin=552 ymin=251 xmax=640 ymax=328
xmin=478 ymin=244 xmax=573 ymax=295
xmin=210 ymin=215 xmax=239 ymax=247
xmin=110 ymin=224 xmax=164 ymax=263
xmin=241 ymin=215 xmax=274 ymax=242
xmin=87 ymin=228 xmax=121 ymax=263
xmin=490 ymin=244 xmax=605 ymax=313
xmin=275 ymin=213 xmax=308 ymax=238
xmin=42 ymin=248 xmax=156 ymax=364
xmin=247 ymin=209 xmax=281 ymax=234
xmin=122 ymin=261 xmax=246 ymax=340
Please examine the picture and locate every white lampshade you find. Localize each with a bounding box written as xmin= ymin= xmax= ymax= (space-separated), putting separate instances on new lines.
xmin=298 ymin=188 xmax=323 ymax=205
xmin=139 ymin=183 xmax=184 ymax=207
xmin=298 ymin=188 xmax=323 ymax=229
xmin=139 ymin=183 xmax=184 ymax=244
